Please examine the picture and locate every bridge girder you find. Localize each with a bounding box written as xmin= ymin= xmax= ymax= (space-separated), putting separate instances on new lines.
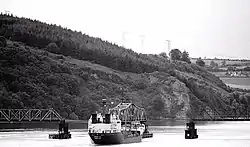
xmin=192 ymin=103 xmax=250 ymax=121
xmin=0 ymin=108 xmax=63 ymax=122
xmin=109 ymin=103 xmax=147 ymax=122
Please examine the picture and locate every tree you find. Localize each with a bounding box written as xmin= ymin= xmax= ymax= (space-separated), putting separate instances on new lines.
xmin=169 ymin=49 xmax=182 ymax=61
xmin=221 ymin=60 xmax=226 ymax=67
xmin=46 ymin=42 xmax=59 ymax=53
xmin=239 ymin=95 xmax=247 ymax=105
xmin=245 ymin=93 xmax=250 ymax=105
xmin=243 ymin=66 xmax=250 ymax=71
xmin=210 ymin=60 xmax=218 ymax=68
xmin=60 ymin=39 xmax=77 ymax=55
xmin=152 ymin=97 xmax=165 ymax=118
xmin=181 ymin=51 xmax=191 ymax=63
xmin=227 ymin=66 xmax=235 ymax=71
xmin=196 ymin=57 xmax=205 ymax=67
xmin=159 ymin=52 xmax=168 ymax=58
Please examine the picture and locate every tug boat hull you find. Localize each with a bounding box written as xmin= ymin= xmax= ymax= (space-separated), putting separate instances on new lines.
xmin=89 ymin=132 xmax=142 ymax=145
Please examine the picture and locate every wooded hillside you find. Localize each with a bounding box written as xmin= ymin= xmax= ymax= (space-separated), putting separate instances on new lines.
xmin=1 ymin=13 xmax=250 ymax=120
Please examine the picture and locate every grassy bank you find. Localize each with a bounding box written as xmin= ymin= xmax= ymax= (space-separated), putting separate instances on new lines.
xmin=220 ymin=77 xmax=250 ymax=89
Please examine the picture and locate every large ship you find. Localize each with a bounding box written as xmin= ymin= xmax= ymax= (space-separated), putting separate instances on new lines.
xmin=88 ymin=101 xmax=152 ymax=145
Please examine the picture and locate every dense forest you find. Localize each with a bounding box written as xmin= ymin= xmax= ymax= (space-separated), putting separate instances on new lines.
xmin=0 ymin=13 xmax=166 ymax=74
xmin=1 ymin=13 xmax=250 ymax=120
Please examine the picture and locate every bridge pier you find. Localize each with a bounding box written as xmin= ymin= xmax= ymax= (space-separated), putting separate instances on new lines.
xmin=49 ymin=120 xmax=71 ymax=139
xmin=185 ymin=121 xmax=198 ymax=139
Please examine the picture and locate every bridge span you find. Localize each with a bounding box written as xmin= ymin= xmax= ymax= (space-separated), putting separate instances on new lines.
xmin=0 ymin=108 xmax=63 ymax=123
xmin=1 ymin=102 xmax=250 ymax=123
xmin=190 ymin=102 xmax=250 ymax=121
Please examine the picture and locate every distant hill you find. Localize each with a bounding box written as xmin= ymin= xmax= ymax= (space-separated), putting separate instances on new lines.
xmin=1 ymin=13 xmax=250 ymax=120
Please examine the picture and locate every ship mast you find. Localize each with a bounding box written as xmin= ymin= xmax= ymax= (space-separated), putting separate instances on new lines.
xmin=102 ymin=99 xmax=107 ymax=115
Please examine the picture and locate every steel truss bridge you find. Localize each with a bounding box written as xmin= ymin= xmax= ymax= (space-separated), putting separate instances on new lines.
xmin=0 ymin=108 xmax=63 ymax=123
xmin=1 ymin=102 xmax=250 ymax=123
xmin=191 ymin=103 xmax=250 ymax=121
xmin=109 ymin=102 xmax=147 ymax=123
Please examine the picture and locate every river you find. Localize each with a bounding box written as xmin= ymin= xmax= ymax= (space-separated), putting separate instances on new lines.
xmin=0 ymin=121 xmax=250 ymax=147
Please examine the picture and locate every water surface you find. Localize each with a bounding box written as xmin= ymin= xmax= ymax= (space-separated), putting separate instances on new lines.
xmin=1 ymin=121 xmax=250 ymax=147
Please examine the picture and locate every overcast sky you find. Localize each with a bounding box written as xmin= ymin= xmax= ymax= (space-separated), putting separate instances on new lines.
xmin=1 ymin=0 xmax=250 ymax=59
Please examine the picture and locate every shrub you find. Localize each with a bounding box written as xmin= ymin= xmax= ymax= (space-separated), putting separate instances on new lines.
xmin=196 ymin=58 xmax=205 ymax=67
xmin=46 ymin=42 xmax=60 ymax=53
xmin=169 ymin=49 xmax=182 ymax=61
xmin=0 ymin=36 xmax=7 ymax=47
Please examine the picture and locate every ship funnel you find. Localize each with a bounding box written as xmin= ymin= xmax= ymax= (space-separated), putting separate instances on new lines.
xmin=91 ymin=114 xmax=97 ymax=124
xmin=102 ymin=99 xmax=107 ymax=106
xmin=104 ymin=114 xmax=111 ymax=124
xmin=102 ymin=99 xmax=107 ymax=114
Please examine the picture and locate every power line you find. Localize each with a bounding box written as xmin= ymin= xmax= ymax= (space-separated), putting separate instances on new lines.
xmin=122 ymin=31 xmax=128 ymax=47
xmin=139 ymin=35 xmax=145 ymax=51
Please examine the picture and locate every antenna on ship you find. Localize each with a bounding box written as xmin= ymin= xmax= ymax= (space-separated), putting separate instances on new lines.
xmin=120 ymin=87 xmax=125 ymax=104
xmin=121 ymin=97 xmax=125 ymax=104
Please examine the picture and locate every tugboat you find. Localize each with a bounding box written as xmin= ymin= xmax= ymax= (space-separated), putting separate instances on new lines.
xmin=49 ymin=120 xmax=71 ymax=139
xmin=88 ymin=99 xmax=152 ymax=145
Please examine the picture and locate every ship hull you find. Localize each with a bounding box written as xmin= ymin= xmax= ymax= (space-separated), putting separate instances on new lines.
xmin=89 ymin=132 xmax=142 ymax=145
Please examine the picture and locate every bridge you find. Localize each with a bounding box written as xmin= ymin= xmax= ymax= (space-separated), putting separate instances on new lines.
xmin=1 ymin=102 xmax=250 ymax=123
xmin=0 ymin=108 xmax=63 ymax=123
xmin=109 ymin=102 xmax=147 ymax=123
xmin=191 ymin=102 xmax=250 ymax=121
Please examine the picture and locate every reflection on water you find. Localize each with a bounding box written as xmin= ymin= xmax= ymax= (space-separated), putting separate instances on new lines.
xmin=0 ymin=121 xmax=87 ymax=130
xmin=1 ymin=121 xmax=250 ymax=147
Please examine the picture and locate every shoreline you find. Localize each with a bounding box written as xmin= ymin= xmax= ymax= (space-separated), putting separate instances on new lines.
xmin=0 ymin=119 xmax=228 ymax=130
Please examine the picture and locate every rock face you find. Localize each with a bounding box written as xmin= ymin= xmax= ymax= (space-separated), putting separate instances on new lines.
xmin=144 ymin=73 xmax=191 ymax=119
xmin=167 ymin=79 xmax=190 ymax=119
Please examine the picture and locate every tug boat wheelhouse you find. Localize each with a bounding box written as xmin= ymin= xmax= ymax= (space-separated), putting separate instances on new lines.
xmin=88 ymin=101 xmax=151 ymax=145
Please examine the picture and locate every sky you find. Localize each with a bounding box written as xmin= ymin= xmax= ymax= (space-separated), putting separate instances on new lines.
xmin=1 ymin=0 xmax=250 ymax=59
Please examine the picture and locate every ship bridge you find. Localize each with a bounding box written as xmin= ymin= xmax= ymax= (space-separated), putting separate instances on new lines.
xmin=109 ymin=103 xmax=147 ymax=123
